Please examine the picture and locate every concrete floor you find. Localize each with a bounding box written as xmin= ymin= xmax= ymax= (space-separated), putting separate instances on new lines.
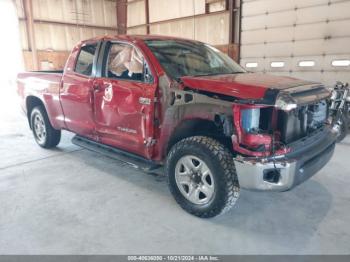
xmin=0 ymin=86 xmax=350 ymax=255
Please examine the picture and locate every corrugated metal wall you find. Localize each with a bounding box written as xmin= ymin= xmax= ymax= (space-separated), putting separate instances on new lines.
xmin=240 ymin=0 xmax=350 ymax=86
xmin=127 ymin=0 xmax=229 ymax=46
xmin=15 ymin=0 xmax=118 ymax=70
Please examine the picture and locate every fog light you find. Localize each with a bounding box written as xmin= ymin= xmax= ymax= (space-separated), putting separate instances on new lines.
xmin=263 ymin=169 xmax=281 ymax=184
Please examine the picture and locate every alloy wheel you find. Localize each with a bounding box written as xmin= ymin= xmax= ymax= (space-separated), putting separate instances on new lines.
xmin=175 ymin=155 xmax=215 ymax=205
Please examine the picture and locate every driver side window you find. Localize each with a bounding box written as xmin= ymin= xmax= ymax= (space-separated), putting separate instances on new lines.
xmin=105 ymin=43 xmax=152 ymax=83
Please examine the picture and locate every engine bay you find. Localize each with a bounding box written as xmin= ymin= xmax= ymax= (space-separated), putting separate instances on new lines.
xmin=232 ymin=100 xmax=329 ymax=157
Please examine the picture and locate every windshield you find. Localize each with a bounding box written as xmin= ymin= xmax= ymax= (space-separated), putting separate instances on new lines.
xmin=144 ymin=40 xmax=245 ymax=80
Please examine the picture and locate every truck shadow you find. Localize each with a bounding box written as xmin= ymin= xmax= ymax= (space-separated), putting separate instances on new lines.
xmin=209 ymin=179 xmax=332 ymax=250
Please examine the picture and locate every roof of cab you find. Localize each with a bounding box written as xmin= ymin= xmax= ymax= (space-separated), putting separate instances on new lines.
xmin=80 ymin=34 xmax=199 ymax=44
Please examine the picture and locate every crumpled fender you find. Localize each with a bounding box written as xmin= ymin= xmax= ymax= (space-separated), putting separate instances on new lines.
xmin=153 ymin=75 xmax=234 ymax=161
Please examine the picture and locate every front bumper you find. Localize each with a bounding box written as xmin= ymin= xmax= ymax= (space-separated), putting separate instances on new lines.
xmin=233 ymin=128 xmax=337 ymax=191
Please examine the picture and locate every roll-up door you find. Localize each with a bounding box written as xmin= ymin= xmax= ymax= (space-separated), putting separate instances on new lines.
xmin=240 ymin=0 xmax=350 ymax=86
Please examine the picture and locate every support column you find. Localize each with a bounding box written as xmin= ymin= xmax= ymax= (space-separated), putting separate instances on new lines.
xmin=116 ymin=0 xmax=127 ymax=34
xmin=145 ymin=0 xmax=150 ymax=34
xmin=23 ymin=0 xmax=39 ymax=70
xmin=226 ymin=0 xmax=241 ymax=62
xmin=227 ymin=0 xmax=242 ymax=62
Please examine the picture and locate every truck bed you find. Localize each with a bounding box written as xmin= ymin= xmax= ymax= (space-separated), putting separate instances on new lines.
xmin=17 ymin=71 xmax=63 ymax=82
xmin=17 ymin=71 xmax=65 ymax=130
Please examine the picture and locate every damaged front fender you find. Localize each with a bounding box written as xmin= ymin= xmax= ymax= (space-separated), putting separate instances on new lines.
xmin=152 ymin=75 xmax=235 ymax=161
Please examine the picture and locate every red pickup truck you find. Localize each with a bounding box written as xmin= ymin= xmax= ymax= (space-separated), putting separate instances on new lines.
xmin=17 ymin=35 xmax=337 ymax=218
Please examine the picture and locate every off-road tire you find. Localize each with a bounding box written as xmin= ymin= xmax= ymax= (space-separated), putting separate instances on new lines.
xmin=166 ymin=136 xmax=240 ymax=218
xmin=30 ymin=106 xmax=61 ymax=148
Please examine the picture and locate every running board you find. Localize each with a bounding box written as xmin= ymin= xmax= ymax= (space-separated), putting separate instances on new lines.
xmin=72 ymin=135 xmax=162 ymax=172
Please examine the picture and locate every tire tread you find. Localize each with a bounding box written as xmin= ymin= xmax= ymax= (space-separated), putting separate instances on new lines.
xmin=166 ymin=136 xmax=240 ymax=218
xmin=31 ymin=106 xmax=61 ymax=148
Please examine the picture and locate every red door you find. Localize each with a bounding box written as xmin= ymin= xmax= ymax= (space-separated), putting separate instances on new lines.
xmin=92 ymin=78 xmax=156 ymax=159
xmin=92 ymin=42 xmax=157 ymax=159
xmin=60 ymin=42 xmax=98 ymax=138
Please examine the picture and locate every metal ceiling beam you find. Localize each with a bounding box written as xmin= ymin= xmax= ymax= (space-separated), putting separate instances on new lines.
xmin=127 ymin=9 xmax=228 ymax=29
xmin=19 ymin=18 xmax=118 ymax=31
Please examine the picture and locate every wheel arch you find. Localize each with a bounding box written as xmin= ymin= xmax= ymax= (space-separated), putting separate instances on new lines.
xmin=165 ymin=117 xmax=234 ymax=157
xmin=26 ymin=96 xmax=47 ymax=129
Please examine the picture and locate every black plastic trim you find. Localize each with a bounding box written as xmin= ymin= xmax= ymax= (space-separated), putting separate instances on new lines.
xmin=72 ymin=135 xmax=161 ymax=172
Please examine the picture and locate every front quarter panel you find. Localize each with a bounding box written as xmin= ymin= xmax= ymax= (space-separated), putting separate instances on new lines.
xmin=153 ymin=75 xmax=234 ymax=161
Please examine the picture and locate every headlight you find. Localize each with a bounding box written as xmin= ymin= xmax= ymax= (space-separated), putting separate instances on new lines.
xmin=275 ymin=92 xmax=297 ymax=111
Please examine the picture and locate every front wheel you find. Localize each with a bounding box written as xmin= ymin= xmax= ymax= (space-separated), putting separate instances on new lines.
xmin=166 ymin=136 xmax=240 ymax=218
xmin=30 ymin=106 xmax=61 ymax=148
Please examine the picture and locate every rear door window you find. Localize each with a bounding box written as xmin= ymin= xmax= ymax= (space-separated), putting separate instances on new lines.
xmin=75 ymin=43 xmax=97 ymax=76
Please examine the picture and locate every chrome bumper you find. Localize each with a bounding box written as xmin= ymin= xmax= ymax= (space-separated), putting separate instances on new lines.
xmin=233 ymin=129 xmax=337 ymax=191
xmin=234 ymin=158 xmax=297 ymax=191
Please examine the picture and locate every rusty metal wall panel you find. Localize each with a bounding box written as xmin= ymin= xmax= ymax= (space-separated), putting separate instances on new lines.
xmin=34 ymin=23 xmax=53 ymax=50
xmin=23 ymin=50 xmax=70 ymax=70
xmin=148 ymin=0 xmax=205 ymax=23
xmin=127 ymin=0 xmax=146 ymax=27
xmin=127 ymin=26 xmax=147 ymax=35
xmin=51 ymin=25 xmax=67 ymax=50
xmin=127 ymin=0 xmax=230 ymax=45
xmin=241 ymin=0 xmax=350 ymax=85
xmin=31 ymin=0 xmax=117 ymax=27
xmin=19 ymin=20 xmax=29 ymax=50
xmin=16 ymin=0 xmax=118 ymax=52
xmin=14 ymin=0 xmax=25 ymax=18
xmin=208 ymin=0 xmax=226 ymax=12
xmin=195 ymin=12 xmax=229 ymax=45
xmin=150 ymin=17 xmax=195 ymax=39
xmin=33 ymin=23 xmax=116 ymax=51
xmin=149 ymin=12 xmax=229 ymax=45
xmin=32 ymin=0 xmax=65 ymax=22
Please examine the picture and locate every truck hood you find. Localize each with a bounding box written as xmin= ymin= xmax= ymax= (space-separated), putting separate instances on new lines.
xmin=181 ymin=73 xmax=318 ymax=100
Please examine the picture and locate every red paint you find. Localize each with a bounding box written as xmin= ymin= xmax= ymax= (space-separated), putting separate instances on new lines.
xmin=17 ymin=71 xmax=65 ymax=130
xmin=181 ymin=73 xmax=312 ymax=100
xmin=232 ymin=103 xmax=289 ymax=157
xmin=17 ymin=35 xmax=302 ymax=161
xmin=92 ymin=77 xmax=157 ymax=158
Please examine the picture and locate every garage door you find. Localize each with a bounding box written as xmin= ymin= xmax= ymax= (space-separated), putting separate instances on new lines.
xmin=240 ymin=0 xmax=350 ymax=86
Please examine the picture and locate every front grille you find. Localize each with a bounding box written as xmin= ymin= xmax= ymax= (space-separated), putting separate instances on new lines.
xmin=277 ymin=100 xmax=328 ymax=144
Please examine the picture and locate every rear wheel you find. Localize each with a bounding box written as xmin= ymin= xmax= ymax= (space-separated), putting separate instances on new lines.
xmin=166 ymin=136 xmax=240 ymax=218
xmin=30 ymin=106 xmax=61 ymax=148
